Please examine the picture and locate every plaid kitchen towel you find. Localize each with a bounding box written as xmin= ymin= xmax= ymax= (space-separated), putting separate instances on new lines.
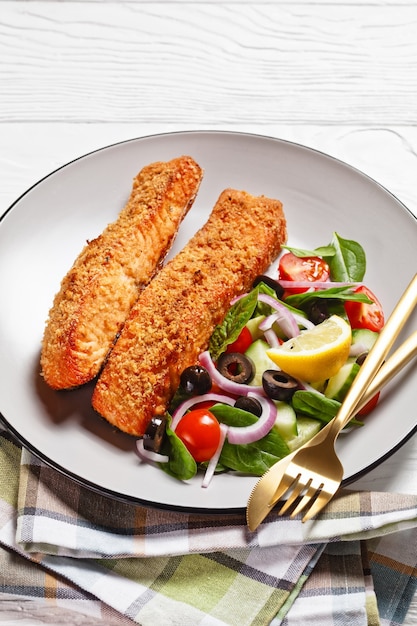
xmin=1 ymin=431 xmax=417 ymax=625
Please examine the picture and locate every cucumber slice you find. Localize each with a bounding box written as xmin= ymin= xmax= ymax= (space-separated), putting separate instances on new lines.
xmin=351 ymin=328 xmax=379 ymax=352
xmin=286 ymin=417 xmax=321 ymax=452
xmin=273 ymin=401 xmax=298 ymax=441
xmin=245 ymin=339 xmax=278 ymax=386
xmin=245 ymin=315 xmax=266 ymax=341
xmin=325 ymin=361 xmax=360 ymax=402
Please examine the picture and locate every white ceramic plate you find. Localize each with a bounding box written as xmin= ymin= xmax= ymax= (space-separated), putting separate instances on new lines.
xmin=1 ymin=131 xmax=416 ymax=513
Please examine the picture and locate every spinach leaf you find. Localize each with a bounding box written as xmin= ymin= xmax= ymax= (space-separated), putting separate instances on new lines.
xmin=282 ymin=233 xmax=366 ymax=283
xmin=325 ymin=233 xmax=366 ymax=282
xmin=159 ymin=416 xmax=197 ymax=481
xmin=256 ymin=280 xmax=309 ymax=320
xmin=219 ymin=443 xmax=286 ymax=476
xmin=291 ymin=390 xmax=340 ymax=422
xmin=168 ymin=386 xmax=192 ymax=413
xmin=209 ymin=288 xmax=258 ymax=360
xmin=284 ymin=285 xmax=373 ymax=309
xmin=254 ymin=281 xmax=279 ymax=316
xmin=291 ymin=391 xmax=363 ymax=426
xmin=210 ymin=404 xmax=290 ymax=475
xmin=282 ymin=244 xmax=336 ymax=258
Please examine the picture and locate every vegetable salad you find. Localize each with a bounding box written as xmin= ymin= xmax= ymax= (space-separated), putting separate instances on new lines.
xmin=136 ymin=233 xmax=384 ymax=487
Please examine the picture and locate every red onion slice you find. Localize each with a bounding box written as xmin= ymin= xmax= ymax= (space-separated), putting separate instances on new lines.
xmin=278 ymin=280 xmax=362 ymax=290
xmin=293 ymin=313 xmax=315 ymax=330
xmin=202 ymin=423 xmax=229 ymax=488
xmin=263 ymin=328 xmax=281 ymax=348
xmin=349 ymin=342 xmax=368 ymax=357
xmin=227 ymin=394 xmax=277 ymax=445
xmin=259 ymin=311 xmax=284 ymax=331
xmin=171 ymin=392 xmax=235 ymax=431
xmin=199 ymin=351 xmax=265 ymax=396
xmin=136 ymin=439 xmax=169 ymax=464
xmin=259 ymin=310 xmax=313 ymax=337
xmin=257 ymin=293 xmax=300 ymax=338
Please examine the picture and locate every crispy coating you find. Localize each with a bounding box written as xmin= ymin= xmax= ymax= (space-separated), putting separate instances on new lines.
xmin=92 ymin=189 xmax=287 ymax=435
xmin=41 ymin=156 xmax=203 ymax=389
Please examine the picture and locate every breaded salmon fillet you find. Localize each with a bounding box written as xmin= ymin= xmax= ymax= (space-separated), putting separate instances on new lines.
xmin=41 ymin=156 xmax=203 ymax=389
xmin=92 ymin=188 xmax=287 ymax=435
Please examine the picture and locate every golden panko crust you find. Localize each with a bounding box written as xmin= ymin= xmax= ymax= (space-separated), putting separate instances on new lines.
xmin=41 ymin=156 xmax=203 ymax=389
xmin=92 ymin=188 xmax=287 ymax=435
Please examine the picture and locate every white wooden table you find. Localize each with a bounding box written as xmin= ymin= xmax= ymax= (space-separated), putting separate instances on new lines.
xmin=1 ymin=1 xmax=417 ymax=623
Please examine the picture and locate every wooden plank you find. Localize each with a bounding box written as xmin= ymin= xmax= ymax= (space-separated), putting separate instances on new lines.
xmin=0 ymin=2 xmax=416 ymax=124
xmin=0 ymin=0 xmax=413 ymax=4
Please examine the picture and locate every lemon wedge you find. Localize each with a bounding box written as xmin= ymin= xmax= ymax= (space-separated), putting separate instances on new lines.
xmin=266 ymin=315 xmax=351 ymax=383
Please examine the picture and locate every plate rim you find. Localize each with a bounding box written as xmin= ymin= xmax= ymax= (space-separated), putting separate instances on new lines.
xmin=1 ymin=129 xmax=416 ymax=513
xmin=2 ymin=129 xmax=415 ymax=224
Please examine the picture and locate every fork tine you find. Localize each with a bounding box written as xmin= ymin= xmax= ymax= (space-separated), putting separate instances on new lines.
xmin=288 ymin=481 xmax=323 ymax=518
xmin=278 ymin=476 xmax=312 ymax=515
xmin=301 ymin=488 xmax=335 ymax=522
xmin=268 ymin=472 xmax=299 ymax=508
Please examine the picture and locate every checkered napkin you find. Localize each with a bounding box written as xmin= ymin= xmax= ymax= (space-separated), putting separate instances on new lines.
xmin=1 ymin=431 xmax=417 ymax=626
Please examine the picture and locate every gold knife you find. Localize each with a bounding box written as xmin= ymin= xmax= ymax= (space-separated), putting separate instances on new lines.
xmin=246 ymin=329 xmax=417 ymax=531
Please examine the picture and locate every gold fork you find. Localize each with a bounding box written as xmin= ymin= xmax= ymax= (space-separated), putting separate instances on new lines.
xmin=249 ymin=273 xmax=417 ymax=525
xmin=246 ymin=327 xmax=417 ymax=530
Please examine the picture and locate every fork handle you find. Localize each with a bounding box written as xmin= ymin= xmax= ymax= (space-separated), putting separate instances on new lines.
xmin=328 ymin=273 xmax=417 ymax=437
xmin=354 ymin=328 xmax=417 ymax=413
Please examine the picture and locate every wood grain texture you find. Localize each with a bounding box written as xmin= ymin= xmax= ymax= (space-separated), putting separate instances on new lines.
xmin=1 ymin=2 xmax=417 ymax=124
xmin=2 ymin=0 xmax=411 ymax=4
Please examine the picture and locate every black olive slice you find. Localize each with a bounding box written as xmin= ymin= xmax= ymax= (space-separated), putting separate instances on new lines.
xmin=143 ymin=415 xmax=167 ymax=453
xmin=355 ymin=351 xmax=369 ymax=366
xmin=306 ymin=300 xmax=330 ymax=325
xmin=234 ymin=396 xmax=263 ymax=417
xmin=252 ymin=274 xmax=285 ymax=299
xmin=217 ymin=352 xmax=254 ymax=384
xmin=262 ymin=369 xmax=300 ymax=401
xmin=180 ymin=365 xmax=212 ymax=395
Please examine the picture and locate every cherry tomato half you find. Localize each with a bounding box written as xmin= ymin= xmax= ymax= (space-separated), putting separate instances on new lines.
xmin=278 ymin=252 xmax=330 ymax=294
xmin=226 ymin=326 xmax=253 ymax=353
xmin=345 ymin=285 xmax=384 ymax=332
xmin=175 ymin=408 xmax=221 ymax=462
xmin=357 ymin=392 xmax=380 ymax=416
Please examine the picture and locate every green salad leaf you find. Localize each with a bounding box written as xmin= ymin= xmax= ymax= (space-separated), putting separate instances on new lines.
xmin=283 ymin=232 xmax=366 ymax=283
xmin=284 ymin=285 xmax=373 ymax=309
xmin=159 ymin=416 xmax=197 ymax=481
xmin=209 ymin=288 xmax=258 ymax=360
xmin=291 ymin=391 xmax=363 ymax=427
xmin=219 ymin=444 xmax=286 ymax=476
xmin=254 ymin=281 xmax=279 ymax=315
xmin=325 ymin=233 xmax=366 ymax=282
xmin=210 ymin=404 xmax=290 ymax=475
xmin=282 ymin=244 xmax=336 ymax=258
